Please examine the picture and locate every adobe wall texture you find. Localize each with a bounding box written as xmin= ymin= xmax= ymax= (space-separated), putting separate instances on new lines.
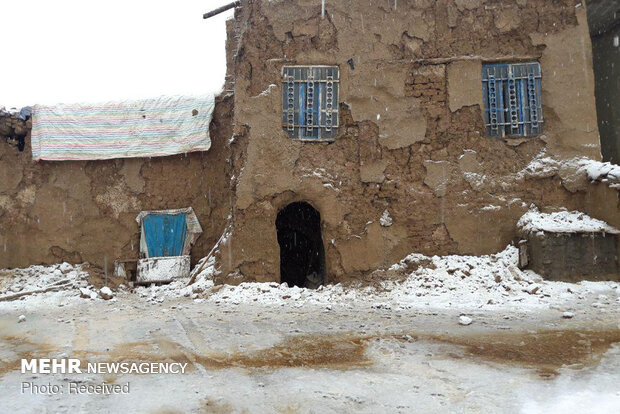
xmin=0 ymin=95 xmax=234 ymax=269
xmin=217 ymin=0 xmax=605 ymax=284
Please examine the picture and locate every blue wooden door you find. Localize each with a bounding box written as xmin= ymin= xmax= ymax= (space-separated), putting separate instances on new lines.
xmin=143 ymin=213 xmax=187 ymax=257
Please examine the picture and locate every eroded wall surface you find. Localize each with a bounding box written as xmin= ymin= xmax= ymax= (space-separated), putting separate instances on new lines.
xmin=0 ymin=96 xmax=234 ymax=269
xmin=219 ymin=0 xmax=603 ymax=284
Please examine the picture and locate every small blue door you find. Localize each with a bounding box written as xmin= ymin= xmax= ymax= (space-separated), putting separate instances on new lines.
xmin=143 ymin=213 xmax=187 ymax=257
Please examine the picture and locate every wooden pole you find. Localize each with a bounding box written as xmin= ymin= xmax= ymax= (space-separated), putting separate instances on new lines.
xmin=0 ymin=280 xmax=73 ymax=302
xmin=203 ymin=1 xmax=241 ymax=20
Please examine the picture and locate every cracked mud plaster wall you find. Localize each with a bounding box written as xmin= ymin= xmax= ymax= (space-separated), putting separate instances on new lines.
xmin=0 ymin=96 xmax=234 ymax=269
xmin=218 ymin=0 xmax=603 ymax=284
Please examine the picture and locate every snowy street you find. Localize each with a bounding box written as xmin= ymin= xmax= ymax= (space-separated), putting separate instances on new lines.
xmin=2 ymin=0 xmax=620 ymax=413
xmin=1 ymin=284 xmax=619 ymax=413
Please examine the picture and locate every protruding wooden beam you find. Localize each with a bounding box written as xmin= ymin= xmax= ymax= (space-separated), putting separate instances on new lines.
xmin=203 ymin=1 xmax=241 ymax=20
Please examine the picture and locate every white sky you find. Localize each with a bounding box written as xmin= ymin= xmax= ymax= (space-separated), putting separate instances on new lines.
xmin=1 ymin=0 xmax=235 ymax=108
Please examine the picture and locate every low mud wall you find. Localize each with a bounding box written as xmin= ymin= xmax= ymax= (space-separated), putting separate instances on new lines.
xmin=0 ymin=95 xmax=234 ymax=269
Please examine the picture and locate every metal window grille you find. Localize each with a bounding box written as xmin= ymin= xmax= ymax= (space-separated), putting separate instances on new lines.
xmin=281 ymin=66 xmax=339 ymax=141
xmin=482 ymin=62 xmax=543 ymax=138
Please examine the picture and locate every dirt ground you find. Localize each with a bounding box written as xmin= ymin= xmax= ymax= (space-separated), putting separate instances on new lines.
xmin=1 ymin=289 xmax=619 ymax=413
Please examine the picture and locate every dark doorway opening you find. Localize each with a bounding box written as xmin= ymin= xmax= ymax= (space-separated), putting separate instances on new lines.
xmin=587 ymin=0 xmax=620 ymax=162
xmin=276 ymin=202 xmax=326 ymax=288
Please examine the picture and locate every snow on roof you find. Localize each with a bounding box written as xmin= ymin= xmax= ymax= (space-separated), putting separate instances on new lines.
xmin=517 ymin=207 xmax=620 ymax=235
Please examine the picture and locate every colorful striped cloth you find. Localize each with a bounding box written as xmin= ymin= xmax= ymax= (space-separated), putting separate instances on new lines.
xmin=31 ymin=95 xmax=214 ymax=161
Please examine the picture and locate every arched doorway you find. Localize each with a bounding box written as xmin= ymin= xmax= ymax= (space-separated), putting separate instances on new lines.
xmin=276 ymin=202 xmax=326 ymax=288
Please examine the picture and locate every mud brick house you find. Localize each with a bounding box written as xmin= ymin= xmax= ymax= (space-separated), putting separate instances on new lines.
xmin=2 ymin=0 xmax=619 ymax=286
xmin=216 ymin=0 xmax=616 ymax=286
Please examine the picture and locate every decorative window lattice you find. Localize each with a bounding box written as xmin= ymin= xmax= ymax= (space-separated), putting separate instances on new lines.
xmin=482 ymin=62 xmax=543 ymax=138
xmin=281 ymin=66 xmax=339 ymax=141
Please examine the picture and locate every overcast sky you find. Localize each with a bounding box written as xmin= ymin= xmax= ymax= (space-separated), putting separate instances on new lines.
xmin=1 ymin=0 xmax=235 ymax=108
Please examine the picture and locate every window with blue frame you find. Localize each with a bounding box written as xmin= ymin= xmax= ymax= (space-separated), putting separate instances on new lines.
xmin=281 ymin=66 xmax=339 ymax=141
xmin=482 ymin=62 xmax=543 ymax=138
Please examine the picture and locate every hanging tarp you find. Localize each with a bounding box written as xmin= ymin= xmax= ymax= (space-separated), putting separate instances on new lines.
xmin=31 ymin=95 xmax=214 ymax=161
xmin=136 ymin=207 xmax=203 ymax=258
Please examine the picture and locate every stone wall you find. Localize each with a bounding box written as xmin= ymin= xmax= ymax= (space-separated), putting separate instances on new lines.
xmin=0 ymin=96 xmax=234 ymax=269
xmin=217 ymin=0 xmax=604 ymax=284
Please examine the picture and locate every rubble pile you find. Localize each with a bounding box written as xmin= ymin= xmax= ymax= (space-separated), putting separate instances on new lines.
xmin=184 ymin=245 xmax=617 ymax=311
xmin=0 ymin=262 xmax=116 ymax=301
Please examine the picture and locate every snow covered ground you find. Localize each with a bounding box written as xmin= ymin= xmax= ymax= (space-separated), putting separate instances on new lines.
xmin=1 ymin=248 xmax=619 ymax=413
xmin=0 ymin=263 xmax=123 ymax=306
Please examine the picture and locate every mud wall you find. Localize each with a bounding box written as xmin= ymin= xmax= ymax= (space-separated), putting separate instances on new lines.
xmin=526 ymin=232 xmax=618 ymax=282
xmin=217 ymin=0 xmax=604 ymax=284
xmin=0 ymin=95 xmax=234 ymax=269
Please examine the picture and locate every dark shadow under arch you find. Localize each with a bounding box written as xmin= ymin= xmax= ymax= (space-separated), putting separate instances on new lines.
xmin=276 ymin=202 xmax=326 ymax=288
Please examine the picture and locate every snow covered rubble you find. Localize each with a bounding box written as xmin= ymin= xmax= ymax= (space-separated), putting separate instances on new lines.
xmin=0 ymin=263 xmax=119 ymax=302
xmin=517 ymin=206 xmax=620 ymax=235
xmin=579 ymin=159 xmax=620 ymax=185
xmin=519 ymin=153 xmax=620 ymax=189
xmin=462 ymin=150 xmax=620 ymax=194
xmin=0 ymin=244 xmax=618 ymax=312
xmin=132 ymin=245 xmax=619 ymax=312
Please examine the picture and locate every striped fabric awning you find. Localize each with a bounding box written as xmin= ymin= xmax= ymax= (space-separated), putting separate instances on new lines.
xmin=31 ymin=95 xmax=214 ymax=161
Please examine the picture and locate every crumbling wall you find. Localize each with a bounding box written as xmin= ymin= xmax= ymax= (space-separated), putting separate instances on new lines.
xmin=216 ymin=0 xmax=605 ymax=284
xmin=0 ymin=95 xmax=234 ymax=269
